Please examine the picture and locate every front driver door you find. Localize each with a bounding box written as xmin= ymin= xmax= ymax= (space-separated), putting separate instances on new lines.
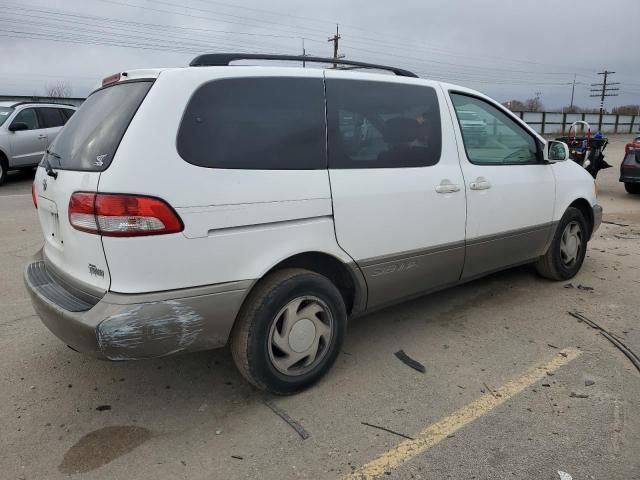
xmin=446 ymin=90 xmax=555 ymax=280
xmin=326 ymin=72 xmax=467 ymax=308
xmin=9 ymin=108 xmax=46 ymax=167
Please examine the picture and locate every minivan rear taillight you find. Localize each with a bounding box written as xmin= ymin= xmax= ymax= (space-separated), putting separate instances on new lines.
xmin=68 ymin=192 xmax=183 ymax=236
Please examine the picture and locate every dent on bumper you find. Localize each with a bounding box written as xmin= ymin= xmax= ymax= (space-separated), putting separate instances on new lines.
xmin=24 ymin=253 xmax=251 ymax=360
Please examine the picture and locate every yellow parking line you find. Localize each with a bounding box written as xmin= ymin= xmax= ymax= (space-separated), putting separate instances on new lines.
xmin=342 ymin=348 xmax=581 ymax=480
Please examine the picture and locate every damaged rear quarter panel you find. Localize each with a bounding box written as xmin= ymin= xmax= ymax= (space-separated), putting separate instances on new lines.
xmin=96 ymin=286 xmax=249 ymax=360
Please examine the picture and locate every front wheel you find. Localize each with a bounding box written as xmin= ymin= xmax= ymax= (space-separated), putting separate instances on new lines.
xmin=230 ymin=268 xmax=346 ymax=395
xmin=624 ymin=183 xmax=640 ymax=194
xmin=535 ymin=207 xmax=588 ymax=281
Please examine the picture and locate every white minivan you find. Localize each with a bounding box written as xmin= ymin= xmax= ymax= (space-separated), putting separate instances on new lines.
xmin=25 ymin=54 xmax=601 ymax=394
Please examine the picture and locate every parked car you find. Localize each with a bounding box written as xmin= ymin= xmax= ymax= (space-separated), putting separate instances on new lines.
xmin=25 ymin=55 xmax=601 ymax=394
xmin=0 ymin=102 xmax=76 ymax=185
xmin=624 ymin=136 xmax=640 ymax=154
xmin=620 ymin=147 xmax=640 ymax=194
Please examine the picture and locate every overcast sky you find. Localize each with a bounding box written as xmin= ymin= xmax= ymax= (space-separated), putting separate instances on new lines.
xmin=0 ymin=0 xmax=639 ymax=109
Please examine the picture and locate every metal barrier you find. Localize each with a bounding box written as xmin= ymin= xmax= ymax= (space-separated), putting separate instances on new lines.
xmin=512 ymin=111 xmax=639 ymax=135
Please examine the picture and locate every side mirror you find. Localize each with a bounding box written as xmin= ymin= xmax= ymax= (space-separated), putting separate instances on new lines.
xmin=547 ymin=140 xmax=569 ymax=162
xmin=9 ymin=122 xmax=29 ymax=132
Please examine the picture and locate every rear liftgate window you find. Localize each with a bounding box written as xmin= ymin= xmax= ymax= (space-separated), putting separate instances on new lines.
xmin=326 ymin=79 xmax=442 ymax=168
xmin=46 ymin=81 xmax=152 ymax=171
xmin=177 ymin=77 xmax=326 ymax=169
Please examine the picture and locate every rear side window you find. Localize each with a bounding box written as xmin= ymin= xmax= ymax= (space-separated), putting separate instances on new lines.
xmin=38 ymin=107 xmax=65 ymax=128
xmin=47 ymin=81 xmax=152 ymax=171
xmin=60 ymin=108 xmax=75 ymax=123
xmin=177 ymin=77 xmax=326 ymax=169
xmin=12 ymin=108 xmax=39 ymax=130
xmin=326 ymin=80 xmax=441 ymax=168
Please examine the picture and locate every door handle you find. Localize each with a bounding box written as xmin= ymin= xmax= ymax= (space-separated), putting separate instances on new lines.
xmin=435 ymin=180 xmax=461 ymax=194
xmin=469 ymin=177 xmax=491 ymax=190
xmin=37 ymin=134 xmax=48 ymax=139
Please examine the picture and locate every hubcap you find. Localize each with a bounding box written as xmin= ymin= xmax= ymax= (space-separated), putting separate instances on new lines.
xmin=268 ymin=296 xmax=333 ymax=376
xmin=560 ymin=221 xmax=583 ymax=267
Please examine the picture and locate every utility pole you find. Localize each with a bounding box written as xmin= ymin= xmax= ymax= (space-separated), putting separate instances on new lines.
xmin=569 ymin=73 xmax=577 ymax=110
xmin=301 ymin=38 xmax=307 ymax=68
xmin=327 ymin=24 xmax=344 ymax=68
xmin=590 ymin=70 xmax=619 ymax=131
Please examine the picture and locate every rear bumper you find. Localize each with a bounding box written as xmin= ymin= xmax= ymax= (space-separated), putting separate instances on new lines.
xmin=619 ymin=176 xmax=640 ymax=183
xmin=24 ymin=249 xmax=251 ymax=360
xmin=592 ymin=204 xmax=603 ymax=235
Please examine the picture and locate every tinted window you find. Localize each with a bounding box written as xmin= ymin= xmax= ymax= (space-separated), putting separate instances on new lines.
xmin=0 ymin=107 xmax=13 ymax=127
xmin=60 ymin=108 xmax=75 ymax=123
xmin=451 ymin=93 xmax=538 ymax=165
xmin=47 ymin=81 xmax=152 ymax=171
xmin=326 ymin=80 xmax=441 ymax=168
xmin=12 ymin=108 xmax=39 ymax=130
xmin=38 ymin=107 xmax=65 ymax=128
xmin=177 ymin=77 xmax=326 ymax=170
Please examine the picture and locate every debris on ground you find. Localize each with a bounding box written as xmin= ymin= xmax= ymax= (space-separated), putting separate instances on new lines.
xmin=577 ymin=285 xmax=594 ymax=291
xmin=263 ymin=399 xmax=310 ymax=440
xmin=361 ymin=421 xmax=414 ymax=440
xmin=215 ymin=429 xmax=223 ymax=435
xmin=569 ymin=311 xmax=640 ymax=374
xmin=602 ymin=221 xmax=629 ymax=227
xmin=569 ymin=392 xmax=589 ymax=399
xmin=547 ymin=344 xmax=558 ymax=349
xmin=394 ymin=350 xmax=426 ymax=373
xmin=564 ymin=283 xmax=575 ymax=289
xmin=614 ymin=233 xmax=640 ymax=240
xmin=231 ymin=455 xmax=243 ymax=460
xmin=585 ymin=380 xmax=595 ymax=387
xmin=95 ymin=405 xmax=111 ymax=411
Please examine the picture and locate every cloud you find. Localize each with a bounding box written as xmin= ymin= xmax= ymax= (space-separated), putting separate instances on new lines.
xmin=1 ymin=0 xmax=638 ymax=108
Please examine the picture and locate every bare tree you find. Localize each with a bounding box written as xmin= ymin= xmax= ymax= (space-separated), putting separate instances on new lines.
xmin=561 ymin=105 xmax=581 ymax=113
xmin=44 ymin=81 xmax=72 ymax=99
xmin=502 ymin=99 xmax=526 ymax=111
xmin=611 ymin=104 xmax=640 ymax=115
xmin=524 ymin=95 xmax=544 ymax=112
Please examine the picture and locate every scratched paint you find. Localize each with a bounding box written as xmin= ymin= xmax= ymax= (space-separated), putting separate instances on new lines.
xmin=97 ymin=300 xmax=204 ymax=360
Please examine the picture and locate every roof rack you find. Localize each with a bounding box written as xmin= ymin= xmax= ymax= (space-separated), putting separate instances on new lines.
xmin=10 ymin=101 xmax=76 ymax=108
xmin=189 ymin=53 xmax=418 ymax=78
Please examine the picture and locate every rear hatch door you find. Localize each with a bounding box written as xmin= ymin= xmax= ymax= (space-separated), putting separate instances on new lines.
xmin=33 ymin=80 xmax=153 ymax=297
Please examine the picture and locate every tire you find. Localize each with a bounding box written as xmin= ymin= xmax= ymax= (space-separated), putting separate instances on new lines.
xmin=230 ymin=268 xmax=347 ymax=395
xmin=535 ymin=207 xmax=589 ymax=281
xmin=0 ymin=155 xmax=7 ymax=186
xmin=624 ymin=183 xmax=640 ymax=194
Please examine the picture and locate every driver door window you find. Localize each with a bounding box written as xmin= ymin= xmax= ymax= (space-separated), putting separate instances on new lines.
xmin=450 ymin=93 xmax=538 ymax=165
xmin=11 ymin=108 xmax=39 ymax=130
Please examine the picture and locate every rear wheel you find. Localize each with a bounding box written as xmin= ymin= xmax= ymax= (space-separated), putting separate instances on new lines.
xmin=0 ymin=155 xmax=7 ymax=186
xmin=535 ymin=207 xmax=588 ymax=281
xmin=624 ymin=182 xmax=640 ymax=194
xmin=230 ymin=268 xmax=347 ymax=395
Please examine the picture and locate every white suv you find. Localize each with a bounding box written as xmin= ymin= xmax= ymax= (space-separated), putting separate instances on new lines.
xmin=25 ymin=55 xmax=602 ymax=394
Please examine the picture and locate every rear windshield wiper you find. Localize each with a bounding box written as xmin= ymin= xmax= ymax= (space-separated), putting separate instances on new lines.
xmin=44 ymin=149 xmax=59 ymax=179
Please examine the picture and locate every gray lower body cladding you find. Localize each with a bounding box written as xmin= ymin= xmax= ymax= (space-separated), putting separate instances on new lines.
xmin=24 ymin=249 xmax=250 ymax=360
xmin=358 ymin=222 xmax=559 ymax=308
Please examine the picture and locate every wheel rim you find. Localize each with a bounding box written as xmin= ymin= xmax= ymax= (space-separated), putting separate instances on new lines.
xmin=560 ymin=221 xmax=583 ymax=267
xmin=267 ymin=296 xmax=333 ymax=376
